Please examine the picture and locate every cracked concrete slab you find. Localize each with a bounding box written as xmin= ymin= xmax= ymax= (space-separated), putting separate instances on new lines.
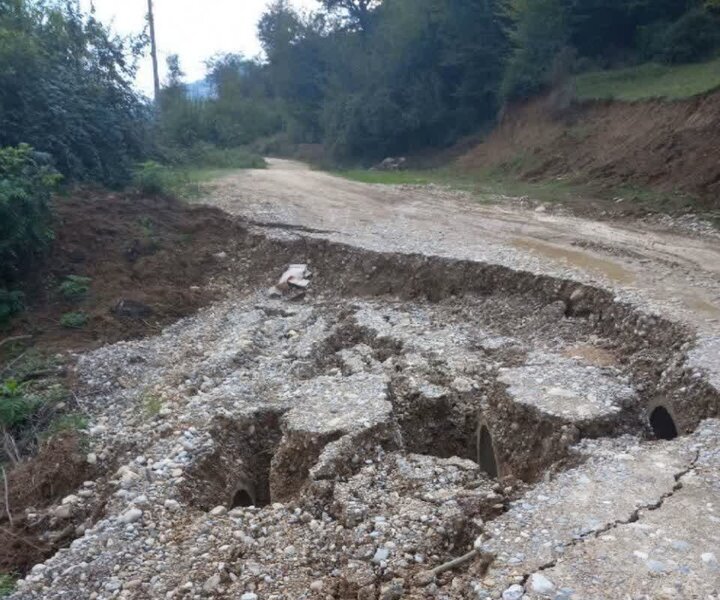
xmin=523 ymin=420 xmax=720 ymax=600
xmin=282 ymin=373 xmax=391 ymax=436
xmin=475 ymin=431 xmax=702 ymax=599
xmin=497 ymin=351 xmax=636 ymax=423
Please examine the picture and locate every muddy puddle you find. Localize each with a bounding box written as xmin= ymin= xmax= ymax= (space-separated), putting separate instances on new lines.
xmin=512 ymin=238 xmax=636 ymax=284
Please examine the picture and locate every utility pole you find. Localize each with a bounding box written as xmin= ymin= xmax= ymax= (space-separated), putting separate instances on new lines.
xmin=147 ymin=0 xmax=160 ymax=101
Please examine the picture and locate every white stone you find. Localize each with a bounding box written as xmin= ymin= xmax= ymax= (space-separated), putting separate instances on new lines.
xmin=502 ymin=584 xmax=524 ymax=600
xmin=240 ymin=594 xmax=258 ymax=600
xmin=54 ymin=505 xmax=73 ymax=520
xmin=210 ymin=506 xmax=227 ymax=516
xmin=373 ymin=547 xmax=390 ymax=564
xmin=164 ymin=500 xmax=180 ymax=511
xmin=119 ymin=508 xmax=143 ymax=524
xmin=203 ymin=574 xmax=221 ymax=593
xmin=529 ymin=573 xmax=555 ymax=595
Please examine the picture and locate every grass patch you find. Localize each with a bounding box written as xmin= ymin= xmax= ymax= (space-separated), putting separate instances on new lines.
xmin=57 ymin=275 xmax=91 ymax=300
xmin=134 ymin=144 xmax=266 ymax=199
xmin=46 ymin=412 xmax=88 ymax=436
xmin=334 ymin=165 xmax=707 ymax=217
xmin=0 ymin=573 xmax=16 ymax=597
xmin=133 ymin=163 xmax=255 ymax=200
xmin=336 ymin=167 xmax=574 ymax=201
xmin=574 ymin=57 xmax=720 ymax=101
xmin=142 ymin=393 xmax=163 ymax=418
xmin=60 ymin=311 xmax=88 ymax=329
xmin=336 ymin=170 xmax=445 ymax=185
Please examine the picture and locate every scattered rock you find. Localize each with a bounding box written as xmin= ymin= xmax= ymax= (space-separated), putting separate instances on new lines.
xmin=119 ymin=508 xmax=143 ymax=524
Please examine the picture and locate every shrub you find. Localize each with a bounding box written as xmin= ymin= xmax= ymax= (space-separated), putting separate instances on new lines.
xmin=0 ymin=1 xmax=151 ymax=185
xmin=58 ymin=275 xmax=92 ymax=300
xmin=59 ymin=311 xmax=88 ymax=329
xmin=0 ymin=289 xmax=24 ymax=325
xmin=132 ymin=161 xmax=184 ymax=196
xmin=0 ymin=379 xmax=42 ymax=430
xmin=0 ymin=144 xmax=62 ymax=284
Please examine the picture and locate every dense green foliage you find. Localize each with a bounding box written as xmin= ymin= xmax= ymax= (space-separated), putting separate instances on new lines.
xmin=501 ymin=0 xmax=720 ymax=99
xmin=154 ymin=0 xmax=719 ymax=163
xmin=0 ymin=0 xmax=150 ymax=185
xmin=0 ymin=144 xmax=61 ymax=284
xmin=156 ymin=53 xmax=283 ymax=152
xmin=0 ymin=289 xmax=23 ymax=324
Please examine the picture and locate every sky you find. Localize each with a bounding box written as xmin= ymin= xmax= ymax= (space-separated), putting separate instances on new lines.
xmin=79 ymin=0 xmax=317 ymax=96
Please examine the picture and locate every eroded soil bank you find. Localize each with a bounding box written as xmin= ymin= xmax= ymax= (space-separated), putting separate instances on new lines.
xmin=458 ymin=89 xmax=720 ymax=213
xmin=4 ymin=190 xmax=247 ymax=354
xmin=3 ymin=189 xmax=719 ymax=599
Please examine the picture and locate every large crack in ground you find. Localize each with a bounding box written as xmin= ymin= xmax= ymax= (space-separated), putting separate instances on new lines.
xmin=522 ymin=450 xmax=701 ymax=581
xmin=7 ymin=225 xmax=720 ymax=599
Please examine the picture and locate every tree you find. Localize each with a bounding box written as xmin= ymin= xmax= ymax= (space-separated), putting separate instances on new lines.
xmin=0 ymin=0 xmax=150 ymax=184
xmin=500 ymin=0 xmax=569 ymax=100
xmin=320 ymin=0 xmax=380 ymax=31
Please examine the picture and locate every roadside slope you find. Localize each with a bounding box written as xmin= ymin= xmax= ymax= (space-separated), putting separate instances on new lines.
xmin=458 ymin=89 xmax=720 ymax=211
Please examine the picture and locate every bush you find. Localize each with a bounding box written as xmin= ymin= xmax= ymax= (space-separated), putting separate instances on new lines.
xmin=59 ymin=311 xmax=88 ymax=329
xmin=0 ymin=379 xmax=42 ymax=430
xmin=58 ymin=275 xmax=92 ymax=300
xmin=641 ymin=9 xmax=720 ymax=64
xmin=132 ymin=161 xmax=183 ymax=196
xmin=0 ymin=144 xmax=62 ymax=284
xmin=0 ymin=2 xmax=151 ymax=185
xmin=0 ymin=289 xmax=24 ymax=325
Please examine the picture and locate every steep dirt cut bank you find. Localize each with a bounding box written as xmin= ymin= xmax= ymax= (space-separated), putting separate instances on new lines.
xmin=458 ymin=89 xmax=720 ymax=212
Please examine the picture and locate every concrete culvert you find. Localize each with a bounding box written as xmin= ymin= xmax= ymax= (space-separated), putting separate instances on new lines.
xmin=231 ymin=488 xmax=256 ymax=508
xmin=478 ymin=425 xmax=499 ymax=478
xmin=650 ymin=406 xmax=678 ymax=440
xmin=179 ymin=411 xmax=283 ymax=511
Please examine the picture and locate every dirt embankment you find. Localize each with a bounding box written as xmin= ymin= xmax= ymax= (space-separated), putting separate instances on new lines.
xmin=458 ymin=89 xmax=720 ymax=212
xmin=6 ymin=189 xmax=246 ymax=352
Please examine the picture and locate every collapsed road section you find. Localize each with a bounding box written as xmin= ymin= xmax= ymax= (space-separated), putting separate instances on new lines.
xmin=7 ymin=220 xmax=720 ymax=600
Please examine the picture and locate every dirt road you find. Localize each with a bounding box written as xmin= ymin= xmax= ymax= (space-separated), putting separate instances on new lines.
xmin=208 ymin=158 xmax=720 ymax=333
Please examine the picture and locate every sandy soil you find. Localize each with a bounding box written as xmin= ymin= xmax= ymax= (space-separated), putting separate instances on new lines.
xmin=207 ymin=159 xmax=720 ymax=334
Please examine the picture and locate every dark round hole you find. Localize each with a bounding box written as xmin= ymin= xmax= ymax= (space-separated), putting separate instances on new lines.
xmin=478 ymin=425 xmax=499 ymax=478
xmin=650 ymin=406 xmax=678 ymax=441
xmin=231 ymin=488 xmax=255 ymax=508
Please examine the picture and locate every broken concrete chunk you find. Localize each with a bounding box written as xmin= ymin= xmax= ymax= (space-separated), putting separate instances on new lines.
xmin=279 ymin=264 xmax=311 ymax=289
xmin=269 ymin=263 xmax=312 ymax=297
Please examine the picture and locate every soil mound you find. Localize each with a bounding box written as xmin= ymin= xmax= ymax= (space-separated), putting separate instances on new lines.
xmin=459 ymin=89 xmax=720 ymax=212
xmin=7 ymin=189 xmax=245 ymax=352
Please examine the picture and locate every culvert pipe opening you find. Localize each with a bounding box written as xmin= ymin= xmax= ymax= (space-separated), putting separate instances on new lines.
xmin=231 ymin=488 xmax=256 ymax=508
xmin=650 ymin=405 xmax=678 ymax=441
xmin=478 ymin=425 xmax=499 ymax=479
